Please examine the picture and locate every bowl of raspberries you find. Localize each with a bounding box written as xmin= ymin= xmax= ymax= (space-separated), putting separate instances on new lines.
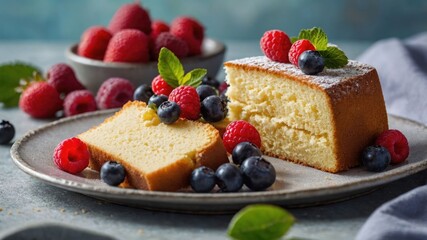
xmin=66 ymin=2 xmax=226 ymax=93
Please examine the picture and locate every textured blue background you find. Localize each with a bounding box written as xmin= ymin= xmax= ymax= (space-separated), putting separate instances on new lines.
xmin=1 ymin=0 xmax=427 ymax=42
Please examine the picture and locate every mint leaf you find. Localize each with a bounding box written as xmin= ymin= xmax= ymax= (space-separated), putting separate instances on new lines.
xmin=227 ymin=204 xmax=295 ymax=240
xmin=158 ymin=48 xmax=183 ymax=88
xmin=182 ymin=68 xmax=207 ymax=87
xmin=298 ymin=27 xmax=328 ymax=50
xmin=0 ymin=62 xmax=42 ymax=108
xmin=319 ymin=45 xmax=348 ymax=68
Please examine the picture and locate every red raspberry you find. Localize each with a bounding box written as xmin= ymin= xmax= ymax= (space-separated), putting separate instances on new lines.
xmin=168 ymin=86 xmax=200 ymax=120
xmin=63 ymin=90 xmax=97 ymax=117
xmin=77 ymin=26 xmax=113 ymax=60
xmin=53 ymin=137 xmax=90 ymax=174
xmin=375 ymin=129 xmax=409 ymax=164
xmin=104 ymin=29 xmax=150 ymax=63
xmin=223 ymin=120 xmax=261 ymax=153
xmin=170 ymin=16 xmax=204 ymax=56
xmin=47 ymin=63 xmax=85 ymax=95
xmin=260 ymin=30 xmax=292 ymax=63
xmin=153 ymin=32 xmax=189 ymax=59
xmin=288 ymin=39 xmax=316 ymax=66
xmin=19 ymin=81 xmax=63 ymax=118
xmin=96 ymin=78 xmax=135 ymax=110
xmin=150 ymin=20 xmax=170 ymax=41
xmin=108 ymin=2 xmax=152 ymax=35
xmin=151 ymin=75 xmax=174 ymax=96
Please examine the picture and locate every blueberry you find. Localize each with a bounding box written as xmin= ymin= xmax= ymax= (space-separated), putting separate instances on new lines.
xmin=0 ymin=120 xmax=15 ymax=145
xmin=361 ymin=145 xmax=391 ymax=172
xmin=232 ymin=142 xmax=262 ymax=165
xmin=201 ymin=76 xmax=220 ymax=89
xmin=196 ymin=85 xmax=218 ymax=102
xmin=241 ymin=156 xmax=276 ymax=191
xmin=157 ymin=101 xmax=181 ymax=124
xmin=190 ymin=166 xmax=216 ymax=193
xmin=147 ymin=94 xmax=168 ymax=109
xmin=133 ymin=84 xmax=154 ymax=103
xmin=215 ymin=163 xmax=243 ymax=192
xmin=100 ymin=161 xmax=126 ymax=186
xmin=201 ymin=95 xmax=228 ymax=122
xmin=298 ymin=50 xmax=325 ymax=75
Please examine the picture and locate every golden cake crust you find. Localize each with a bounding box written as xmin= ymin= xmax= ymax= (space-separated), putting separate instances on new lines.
xmin=224 ymin=57 xmax=388 ymax=173
xmin=78 ymin=101 xmax=229 ymax=191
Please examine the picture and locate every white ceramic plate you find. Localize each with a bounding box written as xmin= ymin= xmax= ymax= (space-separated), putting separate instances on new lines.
xmin=10 ymin=110 xmax=427 ymax=213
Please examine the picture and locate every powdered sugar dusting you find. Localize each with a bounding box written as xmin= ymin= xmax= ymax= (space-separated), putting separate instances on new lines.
xmin=226 ymin=56 xmax=374 ymax=90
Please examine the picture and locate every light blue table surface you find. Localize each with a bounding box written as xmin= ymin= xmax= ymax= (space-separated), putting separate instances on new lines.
xmin=0 ymin=40 xmax=426 ymax=240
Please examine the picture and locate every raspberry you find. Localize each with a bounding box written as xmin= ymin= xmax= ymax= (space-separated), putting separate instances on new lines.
xmin=53 ymin=137 xmax=90 ymax=174
xmin=104 ymin=29 xmax=150 ymax=63
xmin=375 ymin=129 xmax=409 ymax=164
xmin=151 ymin=75 xmax=174 ymax=96
xmin=19 ymin=81 xmax=63 ymax=118
xmin=223 ymin=120 xmax=261 ymax=153
xmin=288 ymin=39 xmax=316 ymax=66
xmin=47 ymin=63 xmax=85 ymax=95
xmin=96 ymin=78 xmax=135 ymax=110
xmin=77 ymin=26 xmax=113 ymax=60
xmin=150 ymin=20 xmax=170 ymax=41
xmin=168 ymin=86 xmax=200 ymax=120
xmin=63 ymin=90 xmax=97 ymax=117
xmin=108 ymin=2 xmax=152 ymax=35
xmin=170 ymin=16 xmax=204 ymax=56
xmin=260 ymin=30 xmax=292 ymax=63
xmin=153 ymin=32 xmax=189 ymax=59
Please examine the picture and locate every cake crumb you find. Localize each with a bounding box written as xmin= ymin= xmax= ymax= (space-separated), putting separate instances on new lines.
xmin=81 ymin=209 xmax=89 ymax=214
xmin=8 ymin=211 xmax=13 ymax=216
xmin=60 ymin=208 xmax=66 ymax=213
xmin=0 ymin=208 xmax=3 ymax=212
xmin=325 ymin=176 xmax=332 ymax=180
xmin=33 ymin=208 xmax=42 ymax=213
xmin=137 ymin=228 xmax=144 ymax=235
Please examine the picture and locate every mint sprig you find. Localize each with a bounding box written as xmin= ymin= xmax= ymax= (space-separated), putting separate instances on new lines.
xmin=0 ymin=62 xmax=42 ymax=108
xmin=293 ymin=27 xmax=348 ymax=68
xmin=158 ymin=48 xmax=206 ymax=88
xmin=227 ymin=204 xmax=295 ymax=240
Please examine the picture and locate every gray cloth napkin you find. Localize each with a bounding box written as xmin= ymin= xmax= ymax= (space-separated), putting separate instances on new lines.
xmin=355 ymin=185 xmax=427 ymax=240
xmin=355 ymin=34 xmax=427 ymax=240
xmin=358 ymin=32 xmax=427 ymax=125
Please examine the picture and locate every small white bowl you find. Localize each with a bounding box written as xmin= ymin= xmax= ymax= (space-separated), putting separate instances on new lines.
xmin=65 ymin=38 xmax=226 ymax=93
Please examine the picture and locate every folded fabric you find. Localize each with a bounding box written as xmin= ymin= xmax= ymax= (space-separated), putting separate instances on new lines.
xmin=355 ymin=185 xmax=427 ymax=240
xmin=356 ymin=33 xmax=427 ymax=240
xmin=358 ymin=32 xmax=427 ymax=125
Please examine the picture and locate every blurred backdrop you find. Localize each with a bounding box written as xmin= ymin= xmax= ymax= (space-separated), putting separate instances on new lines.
xmin=1 ymin=0 xmax=427 ymax=42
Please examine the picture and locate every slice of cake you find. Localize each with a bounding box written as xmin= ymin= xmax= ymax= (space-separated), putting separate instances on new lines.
xmin=224 ymin=56 xmax=388 ymax=173
xmin=78 ymin=101 xmax=228 ymax=191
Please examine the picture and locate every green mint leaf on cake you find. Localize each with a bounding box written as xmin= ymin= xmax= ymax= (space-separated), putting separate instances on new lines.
xmin=181 ymin=68 xmax=207 ymax=87
xmin=297 ymin=27 xmax=328 ymax=51
xmin=158 ymin=48 xmax=184 ymax=88
xmin=158 ymin=47 xmax=206 ymax=88
xmin=227 ymin=204 xmax=295 ymax=240
xmin=0 ymin=62 xmax=42 ymax=108
xmin=319 ymin=45 xmax=349 ymax=68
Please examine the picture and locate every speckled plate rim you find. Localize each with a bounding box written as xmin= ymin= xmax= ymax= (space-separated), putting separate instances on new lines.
xmin=10 ymin=110 xmax=427 ymax=209
xmin=65 ymin=38 xmax=226 ymax=68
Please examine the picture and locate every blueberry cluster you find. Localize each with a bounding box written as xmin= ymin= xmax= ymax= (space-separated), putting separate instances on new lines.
xmin=136 ymin=77 xmax=229 ymax=125
xmin=190 ymin=142 xmax=276 ymax=193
